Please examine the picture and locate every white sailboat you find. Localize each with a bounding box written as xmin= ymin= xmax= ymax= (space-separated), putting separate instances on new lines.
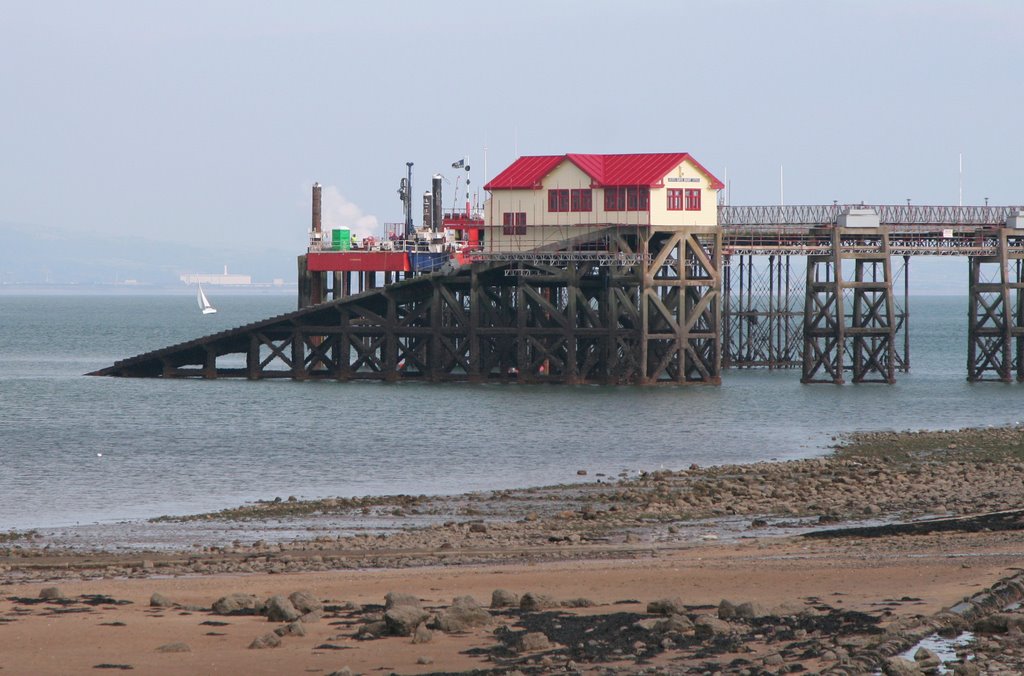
xmin=197 ymin=284 xmax=217 ymax=315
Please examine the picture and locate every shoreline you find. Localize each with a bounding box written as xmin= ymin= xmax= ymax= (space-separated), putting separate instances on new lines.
xmin=4 ymin=424 xmax=1024 ymax=673
xmin=9 ymin=423 xmax=1024 ymax=555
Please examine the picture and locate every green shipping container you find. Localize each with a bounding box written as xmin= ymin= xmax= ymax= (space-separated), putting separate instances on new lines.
xmin=332 ymin=228 xmax=351 ymax=251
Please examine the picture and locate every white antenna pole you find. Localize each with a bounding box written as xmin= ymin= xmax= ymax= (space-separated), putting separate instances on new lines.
xmin=780 ymin=165 xmax=785 ymax=206
xmin=959 ymin=152 xmax=963 ymax=207
xmin=724 ymin=167 xmax=728 ymax=206
xmin=514 ymin=126 xmax=518 ymax=157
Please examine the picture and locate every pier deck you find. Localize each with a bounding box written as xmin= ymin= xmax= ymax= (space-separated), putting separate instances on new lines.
xmin=93 ymin=205 xmax=1024 ymax=384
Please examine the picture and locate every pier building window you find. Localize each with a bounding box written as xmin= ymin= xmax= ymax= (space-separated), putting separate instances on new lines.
xmin=502 ymin=212 xmax=527 ymax=235
xmin=550 ymin=188 xmax=592 ymax=212
xmin=548 ymin=189 xmax=570 ymax=212
xmin=667 ymin=189 xmax=684 ymax=211
xmin=569 ymin=187 xmax=593 ymax=210
xmin=685 ymin=188 xmax=701 ymax=211
xmin=570 ymin=189 xmax=592 ymax=212
xmin=604 ymin=186 xmax=649 ymax=212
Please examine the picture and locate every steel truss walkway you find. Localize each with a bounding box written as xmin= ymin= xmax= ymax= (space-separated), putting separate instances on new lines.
xmin=719 ymin=204 xmax=1024 ymax=382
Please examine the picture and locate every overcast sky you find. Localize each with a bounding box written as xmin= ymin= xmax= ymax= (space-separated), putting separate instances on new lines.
xmin=2 ymin=0 xmax=1022 ymax=255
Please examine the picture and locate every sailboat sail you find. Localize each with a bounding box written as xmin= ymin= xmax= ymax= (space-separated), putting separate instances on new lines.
xmin=197 ymin=284 xmax=217 ymax=314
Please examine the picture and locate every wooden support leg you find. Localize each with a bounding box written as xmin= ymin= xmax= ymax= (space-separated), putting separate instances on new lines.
xmin=848 ymin=230 xmax=895 ymax=383
xmin=802 ymin=228 xmax=844 ymax=384
xmin=247 ymin=335 xmax=260 ymax=380
xmin=968 ymin=230 xmax=1014 ymax=382
xmin=202 ymin=347 xmax=216 ymax=379
xmin=292 ymin=329 xmax=307 ymax=381
xmin=297 ymin=255 xmax=312 ymax=309
xmin=332 ymin=272 xmax=343 ymax=300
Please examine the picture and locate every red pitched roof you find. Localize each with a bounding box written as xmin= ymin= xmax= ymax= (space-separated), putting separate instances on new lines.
xmin=482 ymin=155 xmax=564 ymax=190
xmin=484 ymin=153 xmax=724 ymax=191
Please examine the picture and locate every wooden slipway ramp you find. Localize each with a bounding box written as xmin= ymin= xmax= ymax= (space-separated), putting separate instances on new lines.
xmin=92 ymin=226 xmax=725 ymax=385
xmin=89 ymin=269 xmax=458 ymax=380
xmin=88 ymin=256 xmax=713 ymax=385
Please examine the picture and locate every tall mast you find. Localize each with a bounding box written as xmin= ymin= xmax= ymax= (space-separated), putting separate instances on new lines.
xmin=405 ymin=162 xmax=414 ymax=237
xmin=311 ymin=182 xmax=322 ymax=242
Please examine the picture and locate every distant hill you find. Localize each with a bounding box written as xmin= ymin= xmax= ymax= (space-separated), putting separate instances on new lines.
xmin=0 ymin=223 xmax=297 ymax=285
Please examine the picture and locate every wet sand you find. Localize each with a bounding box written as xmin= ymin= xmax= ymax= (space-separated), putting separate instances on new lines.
xmin=3 ymin=426 xmax=1024 ymax=674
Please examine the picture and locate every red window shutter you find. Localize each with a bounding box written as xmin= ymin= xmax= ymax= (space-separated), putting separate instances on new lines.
xmin=685 ymin=189 xmax=701 ymax=211
xmin=667 ymin=189 xmax=683 ymax=210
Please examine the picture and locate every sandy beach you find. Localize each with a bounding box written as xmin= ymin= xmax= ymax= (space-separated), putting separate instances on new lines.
xmin=4 ymin=426 xmax=1024 ymax=674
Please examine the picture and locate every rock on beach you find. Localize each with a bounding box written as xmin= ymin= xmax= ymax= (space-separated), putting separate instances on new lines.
xmin=384 ymin=605 xmax=430 ymax=636
xmin=212 ymin=593 xmax=264 ymax=616
xmin=491 ymin=589 xmax=519 ymax=608
xmin=432 ymin=596 xmax=491 ymax=632
xmin=265 ymin=595 xmax=301 ymax=622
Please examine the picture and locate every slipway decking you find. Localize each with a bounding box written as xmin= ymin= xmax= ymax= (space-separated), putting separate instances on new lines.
xmin=91 ymin=228 xmax=721 ymax=384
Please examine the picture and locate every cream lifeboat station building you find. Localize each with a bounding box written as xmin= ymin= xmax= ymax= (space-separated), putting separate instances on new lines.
xmin=480 ymin=152 xmax=724 ymax=252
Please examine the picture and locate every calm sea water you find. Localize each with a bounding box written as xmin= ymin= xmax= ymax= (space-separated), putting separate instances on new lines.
xmin=0 ymin=292 xmax=1020 ymax=530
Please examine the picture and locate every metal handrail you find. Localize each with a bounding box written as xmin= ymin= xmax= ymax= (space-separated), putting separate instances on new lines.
xmin=719 ymin=204 xmax=1022 ymax=228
